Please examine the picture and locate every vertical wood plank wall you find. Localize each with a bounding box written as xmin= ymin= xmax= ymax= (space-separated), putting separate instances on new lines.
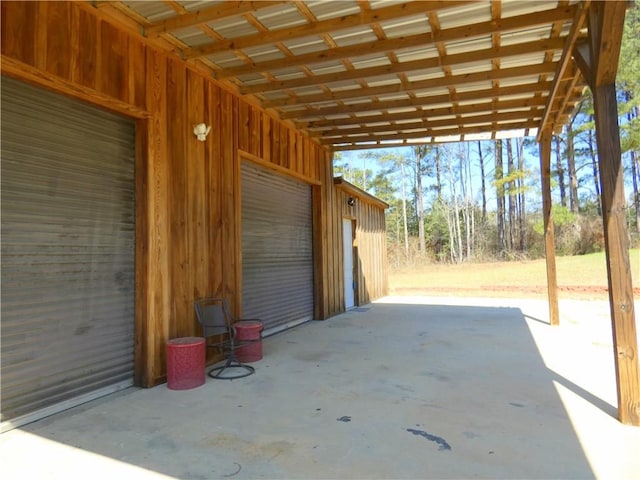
xmin=336 ymin=191 xmax=389 ymax=308
xmin=0 ymin=1 xmax=370 ymax=386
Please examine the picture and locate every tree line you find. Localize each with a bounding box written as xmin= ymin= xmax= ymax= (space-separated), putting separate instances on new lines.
xmin=334 ymin=4 xmax=639 ymax=266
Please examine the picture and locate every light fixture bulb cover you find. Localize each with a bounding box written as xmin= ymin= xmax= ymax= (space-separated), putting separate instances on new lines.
xmin=194 ymin=123 xmax=212 ymax=141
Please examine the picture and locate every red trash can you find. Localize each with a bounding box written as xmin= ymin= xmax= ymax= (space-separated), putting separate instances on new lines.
xmin=234 ymin=321 xmax=263 ymax=363
xmin=166 ymin=337 xmax=205 ymax=390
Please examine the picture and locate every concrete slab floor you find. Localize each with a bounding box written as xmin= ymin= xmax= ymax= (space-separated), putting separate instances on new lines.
xmin=1 ymin=296 xmax=639 ymax=480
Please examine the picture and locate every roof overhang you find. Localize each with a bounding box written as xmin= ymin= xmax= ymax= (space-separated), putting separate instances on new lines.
xmin=334 ymin=177 xmax=390 ymax=209
xmin=95 ymin=0 xmax=621 ymax=150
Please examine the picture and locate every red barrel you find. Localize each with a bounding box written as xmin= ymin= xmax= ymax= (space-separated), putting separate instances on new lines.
xmin=234 ymin=321 xmax=263 ymax=363
xmin=166 ymin=337 xmax=205 ymax=390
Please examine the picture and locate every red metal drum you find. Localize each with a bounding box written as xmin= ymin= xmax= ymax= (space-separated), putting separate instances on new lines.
xmin=166 ymin=337 xmax=205 ymax=390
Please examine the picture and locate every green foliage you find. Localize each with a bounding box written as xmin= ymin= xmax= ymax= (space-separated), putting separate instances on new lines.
xmin=424 ymin=199 xmax=451 ymax=262
xmin=617 ymin=3 xmax=640 ymax=154
xmin=533 ymin=205 xmax=576 ymax=235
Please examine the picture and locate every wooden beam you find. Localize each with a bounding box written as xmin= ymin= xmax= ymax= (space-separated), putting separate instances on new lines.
xmin=144 ymin=1 xmax=285 ymax=38
xmin=216 ymin=4 xmax=578 ymax=78
xmin=241 ymin=37 xmax=566 ymax=94
xmin=538 ymin=129 xmax=560 ymax=326
xmin=0 ymin=55 xmax=150 ymax=119
xmin=593 ymin=82 xmax=640 ymax=426
xmin=586 ymin=1 xmax=640 ymax=426
xmin=588 ymin=0 xmax=628 ymax=87
xmin=302 ymin=97 xmax=548 ymax=129
xmin=265 ymin=62 xmax=557 ymax=108
xmin=185 ymin=1 xmax=473 ymax=59
xmin=551 ymin=62 xmax=585 ymax=128
xmin=314 ymin=109 xmax=544 ymax=138
xmin=537 ymin=1 xmax=589 ymax=139
xmin=323 ymin=120 xmax=539 ymax=145
xmin=281 ymin=81 xmax=554 ymax=120
xmin=572 ymin=38 xmax=593 ymax=87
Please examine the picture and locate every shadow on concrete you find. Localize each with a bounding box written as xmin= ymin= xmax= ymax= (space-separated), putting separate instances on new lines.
xmin=0 ymin=299 xmax=617 ymax=479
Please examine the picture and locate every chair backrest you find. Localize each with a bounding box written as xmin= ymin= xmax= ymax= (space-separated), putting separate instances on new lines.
xmin=194 ymin=298 xmax=233 ymax=339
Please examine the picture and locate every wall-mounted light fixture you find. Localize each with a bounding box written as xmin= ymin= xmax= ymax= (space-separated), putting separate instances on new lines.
xmin=347 ymin=196 xmax=356 ymax=207
xmin=193 ymin=123 xmax=212 ymax=142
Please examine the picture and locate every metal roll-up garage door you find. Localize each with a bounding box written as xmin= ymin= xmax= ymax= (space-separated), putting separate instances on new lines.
xmin=241 ymin=162 xmax=314 ymax=334
xmin=0 ymin=77 xmax=135 ymax=429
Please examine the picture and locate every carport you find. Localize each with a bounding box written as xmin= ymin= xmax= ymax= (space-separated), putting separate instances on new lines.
xmin=0 ymin=0 xmax=638 ymax=432
xmin=0 ymin=298 xmax=639 ymax=478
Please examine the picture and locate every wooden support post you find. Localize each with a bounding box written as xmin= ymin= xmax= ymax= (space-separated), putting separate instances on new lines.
xmin=571 ymin=0 xmax=640 ymax=426
xmin=539 ymin=129 xmax=560 ymax=326
xmin=592 ymin=82 xmax=640 ymax=426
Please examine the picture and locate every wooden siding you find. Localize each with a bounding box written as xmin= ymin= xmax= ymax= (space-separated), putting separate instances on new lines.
xmin=0 ymin=0 xmax=346 ymax=386
xmin=334 ymin=185 xmax=389 ymax=309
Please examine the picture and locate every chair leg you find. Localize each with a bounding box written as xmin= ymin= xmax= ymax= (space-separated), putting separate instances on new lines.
xmin=207 ymin=353 xmax=255 ymax=380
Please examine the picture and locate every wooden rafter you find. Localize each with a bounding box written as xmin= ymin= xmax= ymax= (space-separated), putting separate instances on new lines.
xmin=144 ymin=1 xmax=286 ymax=37
xmin=281 ymin=81 xmax=555 ymax=120
xmin=263 ymin=62 xmax=557 ymax=108
xmin=537 ymin=1 xmax=589 ymax=138
xmin=322 ymin=119 xmax=539 ymax=145
xmin=185 ymin=1 xmax=474 ymax=59
xmin=302 ymin=97 xmax=547 ymax=129
xmin=331 ymin=120 xmax=539 ymax=150
xmin=313 ymin=109 xmax=544 ymax=138
xmin=215 ymin=4 xmax=577 ymax=79
xmin=241 ymin=37 xmax=565 ymax=95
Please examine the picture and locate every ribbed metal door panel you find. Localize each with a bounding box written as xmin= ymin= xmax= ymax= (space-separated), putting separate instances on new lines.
xmin=241 ymin=163 xmax=314 ymax=333
xmin=0 ymin=77 xmax=135 ymax=424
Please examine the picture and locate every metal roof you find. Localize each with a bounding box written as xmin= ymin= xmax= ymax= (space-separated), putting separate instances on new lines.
xmin=100 ymin=0 xmax=592 ymax=151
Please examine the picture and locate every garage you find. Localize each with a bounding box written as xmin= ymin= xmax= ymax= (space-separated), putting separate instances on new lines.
xmin=0 ymin=77 xmax=136 ymax=427
xmin=241 ymin=162 xmax=314 ymax=335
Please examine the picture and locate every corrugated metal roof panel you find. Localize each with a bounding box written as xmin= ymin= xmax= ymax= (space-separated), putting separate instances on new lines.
xmin=173 ymin=27 xmax=213 ymax=47
xmin=325 ymin=83 xmax=363 ymax=93
xmin=309 ymin=62 xmax=347 ymax=75
xmin=237 ymin=74 xmax=269 ymax=85
xmin=500 ymin=26 xmax=555 ymax=45
xmin=405 ymin=69 xmax=446 ymax=83
xmin=500 ymin=53 xmax=547 ymax=69
xmin=375 ymin=92 xmax=410 ymax=102
xmin=289 ymin=85 xmax=328 ymax=96
xmin=271 ymin=70 xmax=307 ymax=81
xmin=253 ymin=4 xmax=307 ymax=30
xmin=176 ymin=1 xmax=221 ymax=13
xmin=305 ymin=0 xmax=361 ymax=21
xmin=501 ymin=0 xmax=564 ymax=19
xmin=445 ymin=37 xmax=493 ymax=55
xmin=454 ymin=81 xmax=494 ymax=93
xmin=395 ymin=46 xmax=439 ymax=62
xmin=366 ymin=77 xmax=402 ymax=88
xmin=350 ymin=55 xmax=392 ymax=69
xmin=122 ymin=1 xmax=176 ymax=22
xmin=414 ymin=88 xmax=451 ymax=98
xmin=207 ymin=17 xmax=258 ymax=38
xmin=448 ymin=62 xmax=493 ymax=76
xmin=500 ymin=75 xmax=550 ymax=88
xmin=283 ymin=37 xmax=328 ymax=56
xmin=242 ymin=45 xmax=286 ymax=63
xmin=330 ymin=27 xmax=378 ymax=47
xmin=437 ymin=2 xmax=492 ymax=29
xmin=206 ymin=53 xmax=246 ymax=69
xmin=381 ymin=14 xmax=431 ymax=39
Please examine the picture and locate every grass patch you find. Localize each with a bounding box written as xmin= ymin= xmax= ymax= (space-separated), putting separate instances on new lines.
xmin=388 ymin=249 xmax=640 ymax=299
